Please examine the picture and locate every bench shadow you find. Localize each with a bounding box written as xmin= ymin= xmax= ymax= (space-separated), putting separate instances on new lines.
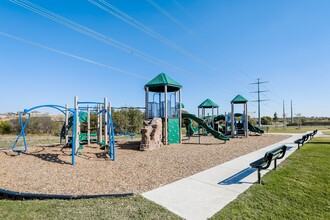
xmin=218 ymin=167 xmax=256 ymax=185
xmin=286 ymin=146 xmax=293 ymax=151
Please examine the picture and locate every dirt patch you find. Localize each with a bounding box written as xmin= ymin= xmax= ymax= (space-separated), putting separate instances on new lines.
xmin=0 ymin=134 xmax=290 ymax=195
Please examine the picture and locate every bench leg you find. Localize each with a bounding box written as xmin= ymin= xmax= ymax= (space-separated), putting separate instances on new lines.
xmin=298 ymin=144 xmax=300 ymax=149
xmin=274 ymin=159 xmax=277 ymax=170
xmin=257 ymin=169 xmax=261 ymax=184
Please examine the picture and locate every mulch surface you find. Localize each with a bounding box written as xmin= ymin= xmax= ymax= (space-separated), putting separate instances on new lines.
xmin=0 ymin=134 xmax=290 ymax=195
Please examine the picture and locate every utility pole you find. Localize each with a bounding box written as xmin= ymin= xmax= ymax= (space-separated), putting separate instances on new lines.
xmin=291 ymin=100 xmax=293 ymax=124
xmin=283 ymin=100 xmax=286 ymax=128
xmin=250 ymin=78 xmax=269 ymax=127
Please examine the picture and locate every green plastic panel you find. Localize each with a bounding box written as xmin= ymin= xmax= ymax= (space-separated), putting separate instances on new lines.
xmin=168 ymin=118 xmax=180 ymax=144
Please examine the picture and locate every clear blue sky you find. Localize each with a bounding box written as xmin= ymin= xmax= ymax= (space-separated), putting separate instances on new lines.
xmin=1 ymin=0 xmax=329 ymax=117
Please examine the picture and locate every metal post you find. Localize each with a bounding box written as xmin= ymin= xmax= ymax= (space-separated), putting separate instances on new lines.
xmin=97 ymin=104 xmax=101 ymax=143
xmin=291 ymin=100 xmax=293 ymax=124
xmin=212 ymin=107 xmax=214 ymax=128
xmin=283 ymin=100 xmax=286 ymax=129
xmin=65 ymin=104 xmax=69 ymax=145
xmin=179 ymin=89 xmax=182 ymax=143
xmin=145 ymin=87 xmax=149 ymax=119
xmin=164 ymin=85 xmax=168 ymax=145
xmin=231 ymin=102 xmax=235 ymax=137
xmin=87 ymin=105 xmax=90 ymax=146
xmin=99 ymin=104 xmax=103 ymax=143
xmin=245 ymin=103 xmax=248 ymax=138
xmin=258 ymin=79 xmax=261 ymax=127
xmin=104 ymin=98 xmax=108 ymax=147
xmin=258 ymin=169 xmax=261 ymax=184
xmin=159 ymin=93 xmax=161 ymax=118
xmin=74 ymin=96 xmax=79 ymax=154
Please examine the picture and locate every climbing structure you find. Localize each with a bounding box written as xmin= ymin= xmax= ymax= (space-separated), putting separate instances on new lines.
xmin=11 ymin=96 xmax=115 ymax=165
xmin=144 ymin=73 xmax=182 ymax=145
xmin=230 ymin=95 xmax=248 ymax=138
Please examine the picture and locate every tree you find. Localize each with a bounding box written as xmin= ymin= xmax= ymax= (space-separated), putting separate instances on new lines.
xmin=261 ymin=116 xmax=272 ymax=125
xmin=273 ymin=112 xmax=278 ymax=123
xmin=112 ymin=109 xmax=144 ymax=134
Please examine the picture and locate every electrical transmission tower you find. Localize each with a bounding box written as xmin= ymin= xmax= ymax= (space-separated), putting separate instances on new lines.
xmin=250 ymin=78 xmax=269 ymax=127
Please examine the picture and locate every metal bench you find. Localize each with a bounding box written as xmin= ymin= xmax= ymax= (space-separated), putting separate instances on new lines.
xmin=294 ymin=134 xmax=310 ymax=149
xmin=308 ymin=129 xmax=318 ymax=139
xmin=250 ymin=145 xmax=287 ymax=184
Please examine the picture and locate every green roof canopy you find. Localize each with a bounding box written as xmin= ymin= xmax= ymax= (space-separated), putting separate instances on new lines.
xmin=231 ymin=95 xmax=248 ymax=104
xmin=198 ymin=98 xmax=219 ymax=108
xmin=145 ymin=73 xmax=182 ymax=92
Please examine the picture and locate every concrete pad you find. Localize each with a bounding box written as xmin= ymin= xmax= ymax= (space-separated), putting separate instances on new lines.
xmin=142 ymin=135 xmax=302 ymax=220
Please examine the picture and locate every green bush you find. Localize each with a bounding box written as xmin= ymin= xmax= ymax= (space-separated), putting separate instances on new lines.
xmin=10 ymin=117 xmax=61 ymax=135
xmin=261 ymin=116 xmax=272 ymax=125
xmin=0 ymin=121 xmax=12 ymax=134
xmin=112 ymin=109 xmax=144 ymax=134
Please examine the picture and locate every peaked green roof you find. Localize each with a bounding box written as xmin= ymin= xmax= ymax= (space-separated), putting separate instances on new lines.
xmin=198 ymin=99 xmax=219 ymax=108
xmin=145 ymin=73 xmax=182 ymax=92
xmin=231 ymin=95 xmax=248 ymax=104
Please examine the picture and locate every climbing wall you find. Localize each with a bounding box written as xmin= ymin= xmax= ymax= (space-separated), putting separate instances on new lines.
xmin=168 ymin=118 xmax=180 ymax=144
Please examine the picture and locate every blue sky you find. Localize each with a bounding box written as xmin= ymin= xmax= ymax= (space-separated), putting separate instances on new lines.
xmin=0 ymin=0 xmax=329 ymax=117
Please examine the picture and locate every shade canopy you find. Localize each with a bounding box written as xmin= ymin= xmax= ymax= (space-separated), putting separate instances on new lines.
xmin=198 ymin=98 xmax=219 ymax=108
xmin=145 ymin=73 xmax=182 ymax=92
xmin=231 ymin=95 xmax=248 ymax=104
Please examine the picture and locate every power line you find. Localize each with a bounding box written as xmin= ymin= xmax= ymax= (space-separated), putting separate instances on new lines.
xmin=250 ymin=78 xmax=269 ymax=127
xmin=146 ymin=0 xmax=193 ymax=35
xmin=146 ymin=0 xmax=264 ymax=91
xmin=172 ymin=0 xmax=194 ymax=19
xmin=10 ymin=0 xmax=192 ymax=77
xmin=0 ymin=32 xmax=148 ymax=79
xmin=88 ymin=0 xmax=214 ymax=70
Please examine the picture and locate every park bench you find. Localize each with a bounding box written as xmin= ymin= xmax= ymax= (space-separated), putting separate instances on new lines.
xmin=250 ymin=145 xmax=287 ymax=184
xmin=308 ymin=129 xmax=318 ymax=139
xmin=294 ymin=134 xmax=310 ymax=149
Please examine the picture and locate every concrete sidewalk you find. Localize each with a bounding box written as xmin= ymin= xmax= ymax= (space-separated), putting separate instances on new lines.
xmin=142 ymin=134 xmax=306 ymax=220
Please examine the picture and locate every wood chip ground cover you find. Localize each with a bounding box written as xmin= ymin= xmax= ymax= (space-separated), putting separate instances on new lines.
xmin=0 ymin=134 xmax=290 ymax=195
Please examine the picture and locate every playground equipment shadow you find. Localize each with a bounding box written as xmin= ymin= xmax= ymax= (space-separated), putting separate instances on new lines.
xmin=0 ymin=134 xmax=291 ymax=196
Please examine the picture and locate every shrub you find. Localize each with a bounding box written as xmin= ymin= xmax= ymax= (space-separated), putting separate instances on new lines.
xmin=0 ymin=121 xmax=12 ymax=134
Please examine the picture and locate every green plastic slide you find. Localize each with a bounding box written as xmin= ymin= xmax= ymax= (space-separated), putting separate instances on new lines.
xmin=182 ymin=113 xmax=229 ymax=142
xmin=248 ymin=122 xmax=264 ymax=134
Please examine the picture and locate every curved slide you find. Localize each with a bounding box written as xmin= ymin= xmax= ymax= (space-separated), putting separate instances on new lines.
xmin=248 ymin=122 xmax=264 ymax=134
xmin=182 ymin=113 xmax=229 ymax=142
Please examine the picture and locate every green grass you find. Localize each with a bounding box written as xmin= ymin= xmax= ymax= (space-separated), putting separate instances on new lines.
xmin=322 ymin=131 xmax=330 ymax=135
xmin=0 ymin=196 xmax=181 ymax=220
xmin=211 ymin=137 xmax=330 ymax=219
xmin=266 ymin=126 xmax=329 ymax=134
xmin=0 ymin=134 xmax=60 ymax=150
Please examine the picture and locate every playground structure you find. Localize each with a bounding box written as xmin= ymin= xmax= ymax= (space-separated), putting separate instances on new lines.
xmin=183 ymin=95 xmax=264 ymax=142
xmin=142 ymin=73 xmax=263 ymax=147
xmin=11 ymin=96 xmax=115 ymax=165
xmin=143 ymin=73 xmax=182 ymax=146
xmin=182 ymin=113 xmax=229 ymax=143
xmin=230 ymin=95 xmax=248 ymax=137
xmin=198 ymin=98 xmax=219 ymax=128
